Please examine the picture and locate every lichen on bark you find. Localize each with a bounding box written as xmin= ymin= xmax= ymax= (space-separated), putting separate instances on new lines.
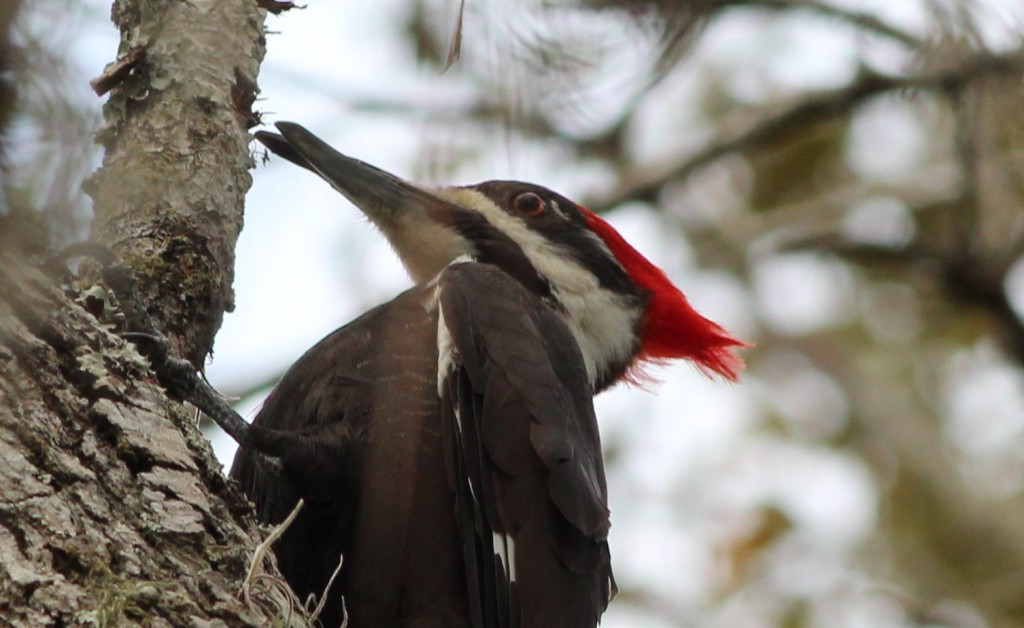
xmin=87 ymin=0 xmax=268 ymax=368
xmin=0 ymin=255 xmax=303 ymax=626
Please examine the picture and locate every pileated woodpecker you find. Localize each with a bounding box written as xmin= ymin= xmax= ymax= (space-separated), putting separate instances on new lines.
xmin=232 ymin=122 xmax=744 ymax=628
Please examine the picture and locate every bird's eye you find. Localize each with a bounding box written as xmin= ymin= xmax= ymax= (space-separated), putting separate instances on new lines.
xmin=513 ymin=192 xmax=545 ymax=217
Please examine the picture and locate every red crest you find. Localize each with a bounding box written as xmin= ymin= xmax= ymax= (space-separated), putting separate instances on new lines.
xmin=579 ymin=208 xmax=746 ymax=381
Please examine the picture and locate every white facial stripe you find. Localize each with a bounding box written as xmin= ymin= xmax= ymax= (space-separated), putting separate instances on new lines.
xmin=437 ymin=187 xmax=640 ymax=386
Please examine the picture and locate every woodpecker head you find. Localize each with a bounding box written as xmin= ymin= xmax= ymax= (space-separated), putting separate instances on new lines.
xmin=256 ymin=122 xmax=745 ymax=391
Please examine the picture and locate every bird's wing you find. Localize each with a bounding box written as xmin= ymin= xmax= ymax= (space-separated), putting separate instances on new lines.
xmin=437 ymin=262 xmax=616 ymax=628
xmin=228 ymin=290 xmax=434 ymax=620
xmin=229 ymin=301 xmax=385 ymax=517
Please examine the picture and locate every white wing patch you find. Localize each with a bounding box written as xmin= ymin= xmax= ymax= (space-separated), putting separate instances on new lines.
xmin=436 ymin=305 xmax=457 ymax=399
xmin=492 ymin=532 xmax=517 ymax=584
xmin=435 ymin=255 xmax=475 ymax=397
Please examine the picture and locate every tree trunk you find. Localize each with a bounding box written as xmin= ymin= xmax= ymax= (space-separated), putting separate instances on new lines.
xmin=87 ymin=0 xmax=266 ymax=368
xmin=0 ymin=254 xmax=300 ymax=626
xmin=0 ymin=0 xmax=305 ymax=624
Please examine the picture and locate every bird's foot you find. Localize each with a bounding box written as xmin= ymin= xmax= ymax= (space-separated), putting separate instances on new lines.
xmin=48 ymin=242 xmax=285 ymax=476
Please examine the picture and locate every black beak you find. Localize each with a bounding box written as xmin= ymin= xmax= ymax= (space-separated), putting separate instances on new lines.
xmin=255 ymin=122 xmax=474 ymax=282
xmin=257 ymin=122 xmax=462 ymax=228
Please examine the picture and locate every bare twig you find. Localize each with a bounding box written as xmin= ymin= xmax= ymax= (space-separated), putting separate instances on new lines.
xmin=781 ymin=236 xmax=947 ymax=268
xmin=443 ymin=0 xmax=467 ymax=72
xmin=593 ymin=50 xmax=1024 ymax=212
xmin=784 ymin=235 xmax=1024 ymax=367
xmin=243 ymin=498 xmax=306 ymax=607
xmin=727 ymin=0 xmax=924 ymax=48
xmin=950 ymin=87 xmax=980 ymax=256
xmin=309 ymin=554 xmax=346 ymax=626
xmin=238 ymin=500 xmax=309 ymax=626
xmin=90 ymin=45 xmax=147 ymax=96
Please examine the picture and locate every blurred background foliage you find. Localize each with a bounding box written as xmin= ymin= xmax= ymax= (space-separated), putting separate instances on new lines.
xmin=4 ymin=1 xmax=1024 ymax=626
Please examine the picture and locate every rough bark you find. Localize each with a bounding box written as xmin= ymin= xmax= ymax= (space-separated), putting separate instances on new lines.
xmin=86 ymin=0 xmax=265 ymax=368
xmin=0 ymin=0 xmax=308 ymax=625
xmin=0 ymin=253 xmax=308 ymax=626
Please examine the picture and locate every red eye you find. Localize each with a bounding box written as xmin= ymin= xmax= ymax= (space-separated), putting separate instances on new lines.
xmin=513 ymin=192 xmax=545 ymax=217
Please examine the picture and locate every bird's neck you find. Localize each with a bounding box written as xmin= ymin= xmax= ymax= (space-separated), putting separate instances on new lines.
xmin=553 ymin=285 xmax=644 ymax=392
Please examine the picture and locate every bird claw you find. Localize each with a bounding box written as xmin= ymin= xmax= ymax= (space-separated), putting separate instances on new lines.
xmin=49 ymin=242 xmax=270 ymax=459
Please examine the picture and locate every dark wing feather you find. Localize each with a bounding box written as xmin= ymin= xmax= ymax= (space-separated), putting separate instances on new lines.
xmin=443 ymin=367 xmax=507 ymax=627
xmin=438 ymin=263 xmax=615 ymax=628
xmin=229 ymin=289 xmax=433 ymax=626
